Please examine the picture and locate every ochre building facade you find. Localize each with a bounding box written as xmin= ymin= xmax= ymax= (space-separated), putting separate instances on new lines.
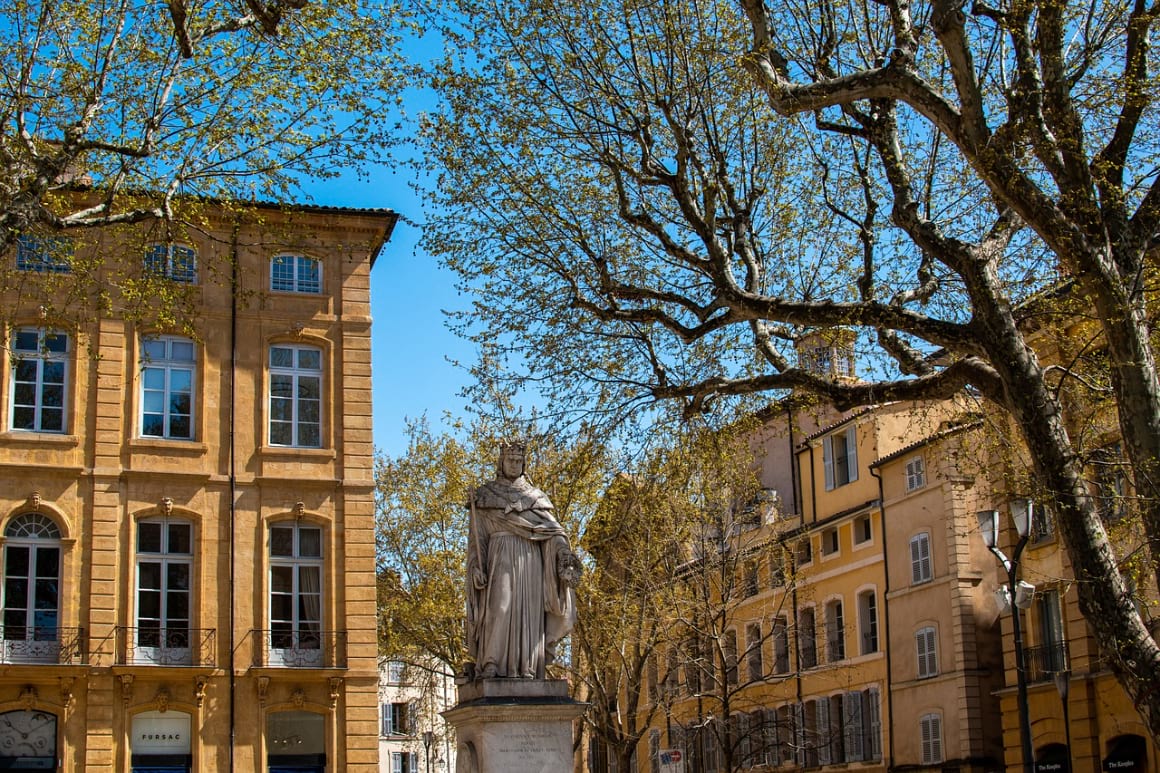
xmin=0 ymin=201 xmax=395 ymax=771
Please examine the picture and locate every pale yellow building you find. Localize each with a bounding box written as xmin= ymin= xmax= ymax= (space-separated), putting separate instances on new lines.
xmin=0 ymin=201 xmax=395 ymax=771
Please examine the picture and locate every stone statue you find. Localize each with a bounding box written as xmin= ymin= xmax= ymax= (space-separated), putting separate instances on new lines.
xmin=464 ymin=442 xmax=581 ymax=680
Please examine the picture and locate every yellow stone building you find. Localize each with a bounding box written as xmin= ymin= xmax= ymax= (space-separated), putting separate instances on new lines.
xmin=0 ymin=201 xmax=396 ymax=771
xmin=627 ymin=388 xmax=1007 ymax=772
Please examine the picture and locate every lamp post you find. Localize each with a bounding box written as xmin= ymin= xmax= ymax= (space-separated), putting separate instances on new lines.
xmin=978 ymin=502 xmax=1036 ymax=773
xmin=1053 ymin=669 xmax=1072 ymax=773
xmin=423 ymin=730 xmax=434 ymax=773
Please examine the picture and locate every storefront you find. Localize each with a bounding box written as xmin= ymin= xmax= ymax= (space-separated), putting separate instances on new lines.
xmin=267 ymin=711 xmax=326 ymax=773
xmin=130 ymin=710 xmax=192 ymax=773
xmin=0 ymin=710 xmax=55 ymax=769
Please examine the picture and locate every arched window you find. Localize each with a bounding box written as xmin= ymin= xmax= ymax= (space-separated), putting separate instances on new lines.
xmin=2 ymin=514 xmax=62 ymax=662
xmin=0 ymin=709 xmax=57 ymax=767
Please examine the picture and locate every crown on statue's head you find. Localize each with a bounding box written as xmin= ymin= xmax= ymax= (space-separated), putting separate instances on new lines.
xmin=500 ymin=439 xmax=528 ymax=455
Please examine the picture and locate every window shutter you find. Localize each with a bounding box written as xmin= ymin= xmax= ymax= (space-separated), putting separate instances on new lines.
xmin=866 ymin=689 xmax=882 ymax=760
xmin=823 ymin=436 xmax=835 ymax=490
xmin=846 ymin=426 xmax=858 ymax=481
xmin=765 ymin=709 xmax=779 ymax=766
xmin=844 ymin=691 xmax=863 ymax=761
xmin=910 ymin=534 xmax=931 ymax=583
xmin=793 ymin=703 xmax=806 ymax=766
xmin=817 ymin=698 xmax=831 ymax=766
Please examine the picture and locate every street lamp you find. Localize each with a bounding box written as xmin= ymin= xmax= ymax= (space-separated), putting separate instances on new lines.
xmin=1054 ymin=669 xmax=1072 ymax=773
xmin=422 ymin=730 xmax=434 ymax=773
xmin=978 ymin=502 xmax=1036 ymax=773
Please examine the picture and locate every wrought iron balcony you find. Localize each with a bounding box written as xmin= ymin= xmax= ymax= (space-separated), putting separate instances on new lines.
xmin=252 ymin=629 xmax=346 ymax=668
xmin=0 ymin=626 xmax=85 ymax=665
xmin=116 ymin=627 xmax=216 ymax=667
xmin=1022 ymin=641 xmax=1068 ymax=683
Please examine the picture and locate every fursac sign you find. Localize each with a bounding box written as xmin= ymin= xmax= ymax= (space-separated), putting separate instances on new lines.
xmin=132 ymin=713 xmax=192 ymax=753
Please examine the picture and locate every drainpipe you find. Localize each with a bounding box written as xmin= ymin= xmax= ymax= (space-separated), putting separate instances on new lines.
xmin=228 ymin=224 xmax=240 ymax=773
xmin=869 ymin=466 xmax=893 ymax=769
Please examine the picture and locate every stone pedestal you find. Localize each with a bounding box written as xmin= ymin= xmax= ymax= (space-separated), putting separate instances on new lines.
xmin=443 ymin=679 xmax=587 ymax=773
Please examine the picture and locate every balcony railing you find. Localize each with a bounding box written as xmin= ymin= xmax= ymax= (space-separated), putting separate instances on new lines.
xmin=117 ymin=627 xmax=216 ymax=667
xmin=252 ymin=629 xmax=346 ymax=668
xmin=1023 ymin=642 xmax=1068 ymax=683
xmin=0 ymin=627 xmax=85 ymax=665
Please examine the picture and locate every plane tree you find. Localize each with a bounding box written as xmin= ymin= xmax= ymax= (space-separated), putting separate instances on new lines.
xmin=421 ymin=0 xmax=1160 ymax=739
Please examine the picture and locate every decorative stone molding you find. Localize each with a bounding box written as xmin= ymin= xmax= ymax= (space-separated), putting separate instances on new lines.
xmin=120 ymin=675 xmax=135 ymax=706
xmin=257 ymin=676 xmax=270 ymax=707
xmin=27 ymin=492 xmax=41 ymax=512
xmin=194 ymin=676 xmax=208 ymax=708
xmin=291 ymin=688 xmax=306 ymax=709
xmin=159 ymin=497 xmax=174 ymax=517
xmin=155 ymin=687 xmax=170 ymax=713
xmin=328 ymin=678 xmax=342 ymax=709
xmin=58 ymin=678 xmax=74 ymax=711
xmin=290 ymin=321 xmax=305 ymax=337
xmin=19 ymin=686 xmax=36 ymax=710
xmin=293 ymin=502 xmax=305 ymax=518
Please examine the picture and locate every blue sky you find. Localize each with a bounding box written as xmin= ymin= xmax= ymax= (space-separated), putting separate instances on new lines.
xmin=311 ymin=168 xmax=474 ymax=459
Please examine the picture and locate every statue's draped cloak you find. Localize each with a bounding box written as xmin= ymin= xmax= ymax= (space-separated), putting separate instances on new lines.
xmin=466 ymin=476 xmax=576 ymax=678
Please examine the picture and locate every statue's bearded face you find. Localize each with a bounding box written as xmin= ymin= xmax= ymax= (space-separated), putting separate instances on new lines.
xmin=501 ymin=449 xmax=525 ymax=479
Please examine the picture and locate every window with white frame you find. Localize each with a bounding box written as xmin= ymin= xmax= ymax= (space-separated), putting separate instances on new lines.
xmin=10 ymin=328 xmax=69 ymax=433
xmin=858 ymin=590 xmax=878 ymax=654
xmin=271 ymin=254 xmax=322 ymax=294
xmin=825 ymin=599 xmax=845 ymax=662
xmin=386 ymin=660 xmax=405 ymax=683
xmin=140 ymin=336 xmax=195 ymax=440
xmin=1 ymin=514 xmax=61 ymax=656
xmin=772 ymin=616 xmax=789 ymax=674
xmin=798 ymin=607 xmax=817 ymax=669
xmin=822 ymin=526 xmax=839 ymax=556
xmin=269 ymin=523 xmax=323 ymax=663
xmin=916 ymin=626 xmax=938 ymax=678
xmin=909 ymin=532 xmax=932 ymax=584
xmin=15 ymin=235 xmax=72 ymax=273
xmin=905 ymin=456 xmax=926 ymax=491
xmin=746 ymin=623 xmax=763 ymax=681
xmin=144 ymin=244 xmax=197 ymax=283
xmin=920 ymin=713 xmax=942 ymax=764
xmin=823 ymin=425 xmax=858 ymax=489
xmin=268 ymin=344 xmax=322 ymax=447
xmin=136 ymin=518 xmax=193 ymax=663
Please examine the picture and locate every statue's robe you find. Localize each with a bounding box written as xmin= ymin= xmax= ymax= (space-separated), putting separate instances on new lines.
xmin=466 ymin=476 xmax=575 ymax=678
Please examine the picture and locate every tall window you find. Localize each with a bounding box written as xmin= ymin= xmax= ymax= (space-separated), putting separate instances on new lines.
xmin=391 ymin=752 xmax=419 ymax=773
xmin=271 ymin=254 xmax=322 ymax=294
xmin=135 ymin=518 xmax=193 ymax=663
xmin=825 ymin=600 xmax=845 ymax=662
xmin=772 ymin=616 xmax=789 ymax=674
xmin=853 ymin=514 xmax=872 ymax=545
xmin=798 ymin=607 xmax=817 ymax=669
xmin=140 ymin=336 xmax=195 ymax=439
xmin=821 ymin=527 xmax=839 ymax=556
xmin=1094 ymin=444 xmax=1128 ymax=522
xmin=269 ymin=344 xmax=322 ymax=447
xmin=269 ymin=523 xmax=323 ymax=664
xmin=858 ymin=590 xmax=878 ymax=654
xmin=823 ymin=426 xmax=858 ymax=489
xmin=909 ymin=532 xmax=932 ymax=584
xmin=724 ymin=629 xmax=739 ymax=686
xmin=905 ymin=456 xmax=926 ymax=491
xmin=1038 ymin=589 xmax=1067 ymax=673
xmin=916 ymin=627 xmax=938 ymax=678
xmin=144 ymin=244 xmax=197 ymax=283
xmin=9 ymin=329 xmax=68 ymax=433
xmin=1030 ymin=502 xmax=1056 ymax=544
xmin=920 ymin=713 xmax=943 ymax=764
xmin=2 ymin=514 xmax=61 ymax=659
xmin=744 ymin=561 xmax=759 ymax=597
xmin=16 ymin=235 xmax=72 ymax=273
xmin=746 ymin=623 xmax=763 ymax=681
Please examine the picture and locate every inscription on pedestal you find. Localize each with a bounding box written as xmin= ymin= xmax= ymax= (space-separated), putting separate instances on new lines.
xmin=487 ymin=724 xmax=565 ymax=772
